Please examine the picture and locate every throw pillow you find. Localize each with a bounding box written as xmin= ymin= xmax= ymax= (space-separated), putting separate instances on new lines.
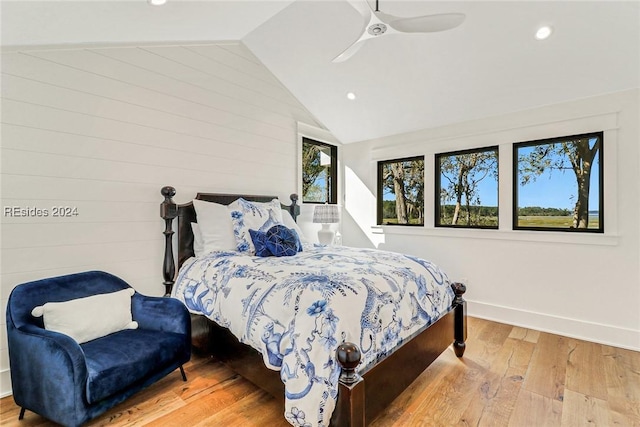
xmin=289 ymin=228 xmax=303 ymax=252
xmin=192 ymin=199 xmax=237 ymax=253
xmin=191 ymin=222 xmax=205 ymax=256
xmin=265 ymin=225 xmax=299 ymax=257
xmin=281 ymin=210 xmax=309 ymax=244
xmin=249 ymin=229 xmax=272 ymax=257
xmin=31 ymin=288 xmax=138 ymax=344
xmin=228 ymin=198 xmax=283 ymax=254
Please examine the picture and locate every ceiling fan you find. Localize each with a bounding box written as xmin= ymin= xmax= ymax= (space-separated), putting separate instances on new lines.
xmin=333 ymin=0 xmax=466 ymax=63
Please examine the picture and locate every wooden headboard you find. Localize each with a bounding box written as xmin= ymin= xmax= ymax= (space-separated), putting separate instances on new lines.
xmin=160 ymin=186 xmax=300 ymax=295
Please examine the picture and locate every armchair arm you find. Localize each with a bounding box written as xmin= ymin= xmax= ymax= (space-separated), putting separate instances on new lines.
xmin=131 ymin=294 xmax=190 ymax=336
xmin=8 ymin=324 xmax=89 ymax=417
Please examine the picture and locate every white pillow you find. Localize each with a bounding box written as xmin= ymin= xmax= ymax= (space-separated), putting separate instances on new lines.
xmin=191 ymin=222 xmax=204 ymax=257
xmin=192 ymin=199 xmax=237 ymax=253
xmin=228 ymin=198 xmax=284 ymax=254
xmin=281 ymin=210 xmax=308 ymax=243
xmin=31 ymin=288 xmax=138 ymax=344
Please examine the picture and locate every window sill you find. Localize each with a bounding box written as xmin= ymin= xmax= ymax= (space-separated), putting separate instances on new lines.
xmin=371 ymin=225 xmax=619 ymax=246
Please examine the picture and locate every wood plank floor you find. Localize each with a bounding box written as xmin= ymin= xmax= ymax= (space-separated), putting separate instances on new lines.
xmin=1 ymin=317 xmax=638 ymax=426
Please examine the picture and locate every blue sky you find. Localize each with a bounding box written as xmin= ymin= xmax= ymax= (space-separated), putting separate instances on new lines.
xmin=435 ymin=172 xmax=498 ymax=206
xmin=517 ymin=143 xmax=600 ymax=211
xmin=437 ymin=153 xmax=499 ymax=207
xmin=471 ymin=173 xmax=498 ymax=206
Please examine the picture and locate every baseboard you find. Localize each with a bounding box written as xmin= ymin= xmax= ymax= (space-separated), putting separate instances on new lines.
xmin=1 ymin=369 xmax=12 ymax=397
xmin=468 ymin=300 xmax=640 ymax=351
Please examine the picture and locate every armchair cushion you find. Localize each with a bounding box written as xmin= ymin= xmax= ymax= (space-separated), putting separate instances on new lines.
xmin=31 ymin=288 xmax=138 ymax=344
xmin=82 ymin=329 xmax=187 ymax=403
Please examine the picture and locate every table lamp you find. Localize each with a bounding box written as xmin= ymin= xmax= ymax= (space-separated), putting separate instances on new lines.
xmin=313 ymin=204 xmax=340 ymax=245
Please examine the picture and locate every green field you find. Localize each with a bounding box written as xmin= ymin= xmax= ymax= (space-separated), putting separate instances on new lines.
xmin=382 ymin=218 xmax=423 ymax=225
xmin=517 ymin=216 xmax=600 ymax=229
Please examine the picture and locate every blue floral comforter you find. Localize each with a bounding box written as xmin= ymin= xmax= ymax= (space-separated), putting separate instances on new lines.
xmin=172 ymin=244 xmax=454 ymax=427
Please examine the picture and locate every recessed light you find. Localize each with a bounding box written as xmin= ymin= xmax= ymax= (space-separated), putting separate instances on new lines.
xmin=535 ymin=25 xmax=553 ymax=40
xmin=346 ymin=92 xmax=356 ymax=100
xmin=148 ymin=0 xmax=167 ymax=5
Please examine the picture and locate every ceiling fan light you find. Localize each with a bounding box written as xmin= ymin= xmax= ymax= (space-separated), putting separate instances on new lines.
xmin=535 ymin=25 xmax=553 ymax=40
xmin=346 ymin=92 xmax=356 ymax=100
xmin=148 ymin=0 xmax=167 ymax=6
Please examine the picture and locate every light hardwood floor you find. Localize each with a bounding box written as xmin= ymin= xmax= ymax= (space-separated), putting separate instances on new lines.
xmin=1 ymin=317 xmax=638 ymax=426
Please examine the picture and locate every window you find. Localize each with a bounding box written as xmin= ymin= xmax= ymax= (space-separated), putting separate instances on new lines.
xmin=301 ymin=138 xmax=337 ymax=204
xmin=377 ymin=156 xmax=424 ymax=225
xmin=436 ymin=146 xmax=499 ymax=229
xmin=513 ymin=131 xmax=603 ymax=232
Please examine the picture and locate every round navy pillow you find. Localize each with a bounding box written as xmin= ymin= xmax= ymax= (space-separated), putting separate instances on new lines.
xmin=265 ymin=225 xmax=298 ymax=257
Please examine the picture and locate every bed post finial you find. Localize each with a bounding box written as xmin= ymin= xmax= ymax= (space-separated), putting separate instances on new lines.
xmin=336 ymin=342 xmax=361 ymax=384
xmin=335 ymin=342 xmax=365 ymax=426
xmin=451 ymin=282 xmax=467 ymax=357
xmin=160 ymin=186 xmax=177 ymax=296
xmin=289 ymin=193 xmax=300 ymax=222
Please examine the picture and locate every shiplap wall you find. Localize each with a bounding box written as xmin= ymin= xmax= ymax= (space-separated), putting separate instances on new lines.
xmin=0 ymin=42 xmax=321 ymax=396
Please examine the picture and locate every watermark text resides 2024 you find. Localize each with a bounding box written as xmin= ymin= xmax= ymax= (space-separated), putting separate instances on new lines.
xmin=3 ymin=206 xmax=79 ymax=217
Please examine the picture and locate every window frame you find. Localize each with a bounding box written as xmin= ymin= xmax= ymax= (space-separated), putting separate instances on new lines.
xmin=512 ymin=131 xmax=604 ymax=233
xmin=435 ymin=146 xmax=499 ymax=230
xmin=301 ymin=137 xmax=338 ymax=205
xmin=377 ymin=155 xmax=425 ymax=226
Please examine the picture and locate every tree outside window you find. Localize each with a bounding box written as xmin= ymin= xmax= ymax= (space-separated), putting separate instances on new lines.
xmin=513 ymin=132 xmax=603 ymax=232
xmin=377 ymin=156 xmax=424 ymax=225
xmin=302 ymin=138 xmax=337 ymax=204
xmin=436 ymin=147 xmax=499 ymax=228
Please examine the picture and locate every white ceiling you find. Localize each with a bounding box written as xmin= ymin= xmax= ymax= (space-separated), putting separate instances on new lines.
xmin=0 ymin=1 xmax=296 ymax=45
xmin=2 ymin=1 xmax=639 ymax=144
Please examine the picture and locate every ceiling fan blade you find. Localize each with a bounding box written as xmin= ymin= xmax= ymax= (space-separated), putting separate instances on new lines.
xmin=332 ymin=37 xmax=368 ymax=63
xmin=388 ymin=13 xmax=466 ymax=33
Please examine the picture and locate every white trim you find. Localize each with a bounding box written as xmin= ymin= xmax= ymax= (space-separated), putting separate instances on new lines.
xmin=296 ymin=122 xmax=340 ymax=146
xmin=371 ymin=225 xmax=619 ymax=246
xmin=468 ymin=300 xmax=640 ymax=351
xmin=1 ymin=369 xmax=12 ymax=398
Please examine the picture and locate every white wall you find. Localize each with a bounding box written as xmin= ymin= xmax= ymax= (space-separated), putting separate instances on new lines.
xmin=0 ymin=42 xmax=321 ymax=396
xmin=342 ymin=89 xmax=640 ymax=351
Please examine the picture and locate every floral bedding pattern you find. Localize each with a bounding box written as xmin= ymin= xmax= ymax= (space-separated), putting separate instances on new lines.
xmin=172 ymin=244 xmax=454 ymax=426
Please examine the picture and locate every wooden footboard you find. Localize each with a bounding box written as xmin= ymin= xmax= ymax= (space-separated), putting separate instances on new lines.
xmin=332 ymin=283 xmax=466 ymax=426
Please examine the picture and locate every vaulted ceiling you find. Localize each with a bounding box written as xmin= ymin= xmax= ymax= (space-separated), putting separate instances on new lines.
xmin=3 ymin=1 xmax=639 ymax=144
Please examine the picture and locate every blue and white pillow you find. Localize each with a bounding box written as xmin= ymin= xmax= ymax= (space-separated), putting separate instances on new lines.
xmin=248 ymin=229 xmax=271 ymax=257
xmin=250 ymin=226 xmax=303 ymax=257
xmin=228 ymin=198 xmax=284 ymax=254
xmin=289 ymin=229 xmax=303 ymax=252
xmin=265 ymin=225 xmax=299 ymax=257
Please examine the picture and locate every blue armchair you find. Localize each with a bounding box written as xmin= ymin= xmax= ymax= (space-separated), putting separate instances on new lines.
xmin=6 ymin=271 xmax=191 ymax=427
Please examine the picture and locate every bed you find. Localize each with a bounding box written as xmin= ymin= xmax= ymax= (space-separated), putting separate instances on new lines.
xmin=160 ymin=186 xmax=467 ymax=426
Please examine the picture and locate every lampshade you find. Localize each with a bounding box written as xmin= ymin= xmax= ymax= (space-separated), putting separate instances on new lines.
xmin=313 ymin=204 xmax=339 ymax=224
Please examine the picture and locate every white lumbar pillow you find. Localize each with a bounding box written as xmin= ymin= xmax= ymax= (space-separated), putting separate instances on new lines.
xmin=31 ymin=288 xmax=138 ymax=344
